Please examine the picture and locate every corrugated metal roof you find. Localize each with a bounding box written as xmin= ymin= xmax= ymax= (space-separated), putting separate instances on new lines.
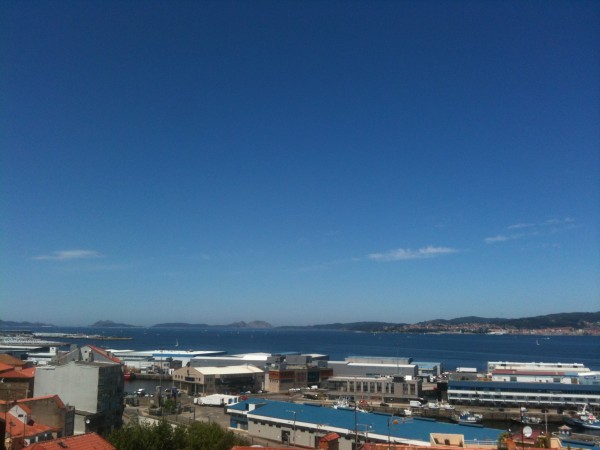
xmin=192 ymin=365 xmax=264 ymax=375
xmin=228 ymin=399 xmax=504 ymax=444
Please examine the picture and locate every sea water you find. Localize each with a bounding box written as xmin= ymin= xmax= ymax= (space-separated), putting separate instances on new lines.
xmin=33 ymin=326 xmax=600 ymax=371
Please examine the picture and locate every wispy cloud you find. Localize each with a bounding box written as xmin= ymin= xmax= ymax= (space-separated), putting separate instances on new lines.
xmin=485 ymin=217 xmax=576 ymax=244
xmin=507 ymin=223 xmax=534 ymax=230
xmin=483 ymin=234 xmax=523 ymax=244
xmin=368 ymin=246 xmax=458 ymax=262
xmin=33 ymin=249 xmax=103 ymax=261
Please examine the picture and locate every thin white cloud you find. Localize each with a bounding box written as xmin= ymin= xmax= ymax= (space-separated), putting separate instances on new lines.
xmin=485 ymin=217 xmax=577 ymax=244
xmin=368 ymin=246 xmax=458 ymax=262
xmin=508 ymin=223 xmax=534 ymax=230
xmin=484 ymin=235 xmax=513 ymax=244
xmin=483 ymin=233 xmax=524 ymax=244
xmin=544 ymin=217 xmax=574 ymax=226
xmin=33 ymin=249 xmax=103 ymax=261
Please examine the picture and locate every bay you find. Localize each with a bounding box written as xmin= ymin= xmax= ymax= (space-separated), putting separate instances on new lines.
xmin=40 ymin=326 xmax=600 ymax=371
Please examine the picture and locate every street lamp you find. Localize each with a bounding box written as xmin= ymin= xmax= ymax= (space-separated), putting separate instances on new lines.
xmin=357 ymin=424 xmax=372 ymax=445
xmin=388 ymin=415 xmax=399 ymax=449
xmin=18 ymin=413 xmax=27 ymax=446
xmin=286 ymin=410 xmax=297 ymax=446
xmin=8 ymin=421 xmax=16 ymax=450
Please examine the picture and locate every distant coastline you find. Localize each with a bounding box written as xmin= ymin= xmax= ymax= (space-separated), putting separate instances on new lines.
xmin=1 ymin=311 xmax=598 ymax=336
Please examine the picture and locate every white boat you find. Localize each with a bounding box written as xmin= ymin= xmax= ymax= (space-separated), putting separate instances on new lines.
xmin=451 ymin=410 xmax=483 ymax=424
xmin=563 ymin=405 xmax=600 ymax=430
xmin=332 ymin=397 xmax=368 ymax=413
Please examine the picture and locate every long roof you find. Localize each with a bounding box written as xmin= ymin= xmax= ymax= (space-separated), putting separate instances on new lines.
xmin=187 ymin=365 xmax=264 ymax=375
xmin=228 ymin=399 xmax=504 ymax=445
xmin=29 ymin=432 xmax=115 ymax=450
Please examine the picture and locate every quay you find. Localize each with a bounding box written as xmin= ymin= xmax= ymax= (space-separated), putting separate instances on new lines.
xmin=133 ymin=373 xmax=173 ymax=381
xmin=377 ymin=404 xmax=565 ymax=425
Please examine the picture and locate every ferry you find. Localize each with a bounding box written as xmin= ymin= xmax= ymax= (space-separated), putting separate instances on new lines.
xmin=0 ymin=334 xmax=65 ymax=351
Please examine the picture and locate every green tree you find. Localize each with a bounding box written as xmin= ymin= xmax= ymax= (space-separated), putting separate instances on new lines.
xmin=108 ymin=420 xmax=250 ymax=450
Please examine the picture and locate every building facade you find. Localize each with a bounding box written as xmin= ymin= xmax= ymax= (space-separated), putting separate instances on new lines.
xmin=448 ymin=380 xmax=600 ymax=408
xmin=326 ymin=375 xmax=423 ymax=403
xmin=33 ymin=346 xmax=124 ymax=435
xmin=265 ymin=354 xmax=333 ymax=393
xmin=328 ymin=357 xmax=419 ymax=380
xmin=172 ymin=365 xmax=265 ymax=395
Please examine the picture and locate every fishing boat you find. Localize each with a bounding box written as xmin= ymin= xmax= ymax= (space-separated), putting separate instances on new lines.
xmin=451 ymin=410 xmax=483 ymax=425
xmin=332 ymin=397 xmax=368 ymax=413
xmin=553 ymin=425 xmax=600 ymax=447
xmin=563 ymin=405 xmax=600 ymax=430
xmin=512 ymin=408 xmax=543 ymax=425
xmin=123 ymin=371 xmax=136 ymax=381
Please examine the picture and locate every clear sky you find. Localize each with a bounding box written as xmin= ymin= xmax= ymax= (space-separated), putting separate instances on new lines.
xmin=1 ymin=1 xmax=599 ymax=327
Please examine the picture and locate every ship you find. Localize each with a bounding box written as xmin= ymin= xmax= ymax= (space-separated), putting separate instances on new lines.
xmin=0 ymin=334 xmax=65 ymax=351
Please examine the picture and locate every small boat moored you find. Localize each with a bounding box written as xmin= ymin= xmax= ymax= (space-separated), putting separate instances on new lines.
xmin=553 ymin=425 xmax=600 ymax=448
xmin=563 ymin=405 xmax=600 ymax=430
xmin=451 ymin=410 xmax=483 ymax=425
xmin=512 ymin=408 xmax=543 ymax=425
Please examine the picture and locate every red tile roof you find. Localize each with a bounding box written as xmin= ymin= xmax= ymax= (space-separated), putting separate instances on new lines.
xmin=320 ymin=432 xmax=341 ymax=442
xmin=0 ymin=354 xmax=28 ymax=366
xmin=29 ymin=433 xmax=115 ymax=450
xmin=86 ymin=345 xmax=121 ymax=364
xmin=0 ymin=361 xmax=14 ymax=372
xmin=22 ymin=395 xmax=66 ymax=409
xmin=0 ymin=368 xmax=34 ymax=379
xmin=2 ymin=412 xmax=59 ymax=438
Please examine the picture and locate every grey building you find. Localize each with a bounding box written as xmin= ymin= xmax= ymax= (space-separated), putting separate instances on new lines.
xmin=328 ymin=356 xmax=418 ymax=379
xmin=33 ymin=345 xmax=124 ymax=435
xmin=325 ymin=375 xmax=423 ymax=403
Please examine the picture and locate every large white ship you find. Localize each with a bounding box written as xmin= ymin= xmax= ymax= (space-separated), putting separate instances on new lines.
xmin=0 ymin=334 xmax=65 ymax=351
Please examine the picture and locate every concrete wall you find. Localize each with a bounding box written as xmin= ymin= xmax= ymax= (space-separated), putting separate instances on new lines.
xmin=34 ymin=363 xmax=100 ymax=413
xmin=329 ymin=361 xmax=417 ymax=378
xmin=27 ymin=397 xmax=74 ymax=437
xmin=248 ymin=419 xmax=355 ymax=450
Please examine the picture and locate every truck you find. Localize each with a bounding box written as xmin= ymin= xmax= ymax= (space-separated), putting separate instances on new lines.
xmin=194 ymin=394 xmax=241 ymax=406
xmin=409 ymin=400 xmax=423 ymax=408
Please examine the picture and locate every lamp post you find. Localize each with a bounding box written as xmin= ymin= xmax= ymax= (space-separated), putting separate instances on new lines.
xmin=286 ymin=410 xmax=297 ymax=446
xmin=8 ymin=421 xmax=15 ymax=450
xmin=18 ymin=413 xmax=27 ymax=447
xmin=387 ymin=415 xmax=399 ymax=449
xmin=357 ymin=424 xmax=372 ymax=445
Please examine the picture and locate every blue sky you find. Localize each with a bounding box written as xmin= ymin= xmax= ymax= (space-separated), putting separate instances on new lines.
xmin=1 ymin=1 xmax=598 ymax=327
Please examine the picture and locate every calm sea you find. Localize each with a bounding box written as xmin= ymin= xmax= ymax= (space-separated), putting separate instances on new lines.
xmin=32 ymin=326 xmax=600 ymax=371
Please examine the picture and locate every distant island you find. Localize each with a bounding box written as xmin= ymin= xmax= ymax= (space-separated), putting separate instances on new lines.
xmin=152 ymin=320 xmax=272 ymax=329
xmin=2 ymin=312 xmax=599 ymax=335
xmin=90 ymin=320 xmax=140 ymax=328
xmin=0 ymin=320 xmax=55 ymax=327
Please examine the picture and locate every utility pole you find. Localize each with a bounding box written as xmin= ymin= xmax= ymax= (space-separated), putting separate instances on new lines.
xmin=285 ymin=410 xmax=297 ymax=446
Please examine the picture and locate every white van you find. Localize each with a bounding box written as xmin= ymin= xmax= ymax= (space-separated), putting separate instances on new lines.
xmin=409 ymin=400 xmax=422 ymax=407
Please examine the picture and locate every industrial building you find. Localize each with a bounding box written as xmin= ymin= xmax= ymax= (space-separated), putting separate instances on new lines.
xmin=172 ymin=365 xmax=265 ymax=395
xmin=227 ymin=398 xmax=503 ymax=450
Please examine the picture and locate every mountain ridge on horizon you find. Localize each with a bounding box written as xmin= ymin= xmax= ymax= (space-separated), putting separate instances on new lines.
xmin=1 ymin=311 xmax=598 ymax=331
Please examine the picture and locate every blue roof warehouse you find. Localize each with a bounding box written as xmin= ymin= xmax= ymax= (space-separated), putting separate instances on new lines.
xmin=227 ymin=399 xmax=504 ymax=449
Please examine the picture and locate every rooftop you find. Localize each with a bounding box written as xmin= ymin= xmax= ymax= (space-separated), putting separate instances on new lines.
xmin=228 ymin=399 xmax=504 ymax=445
